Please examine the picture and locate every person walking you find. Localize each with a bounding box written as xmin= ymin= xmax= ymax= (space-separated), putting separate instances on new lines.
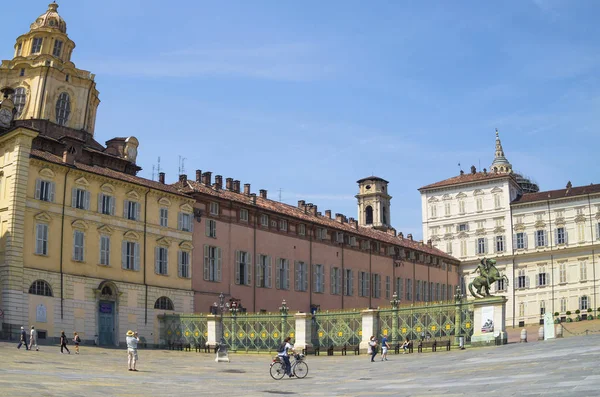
xmin=73 ymin=332 xmax=81 ymax=354
xmin=29 ymin=326 xmax=39 ymax=351
xmin=17 ymin=326 xmax=29 ymax=350
xmin=381 ymin=334 xmax=390 ymax=361
xmin=277 ymin=336 xmax=295 ymax=378
xmin=368 ymin=336 xmax=378 ymax=362
xmin=60 ymin=331 xmax=70 ymax=354
xmin=126 ymin=330 xmax=139 ymax=371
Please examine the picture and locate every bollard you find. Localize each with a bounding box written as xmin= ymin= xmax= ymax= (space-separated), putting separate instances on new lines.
xmin=555 ymin=324 xmax=563 ymax=338
xmin=538 ymin=326 xmax=544 ymax=341
xmin=520 ymin=329 xmax=527 ymax=343
xmin=459 ymin=336 xmax=465 ymax=350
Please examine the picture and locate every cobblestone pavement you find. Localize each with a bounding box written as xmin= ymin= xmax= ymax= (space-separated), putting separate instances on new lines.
xmin=1 ymin=335 xmax=600 ymax=396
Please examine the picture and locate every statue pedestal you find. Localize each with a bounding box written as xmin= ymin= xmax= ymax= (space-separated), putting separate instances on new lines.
xmin=471 ymin=296 xmax=507 ymax=347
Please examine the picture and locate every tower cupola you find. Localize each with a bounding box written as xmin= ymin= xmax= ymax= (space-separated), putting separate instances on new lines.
xmin=30 ymin=2 xmax=68 ymax=34
xmin=490 ymin=129 xmax=513 ymax=174
xmin=356 ymin=176 xmax=392 ymax=230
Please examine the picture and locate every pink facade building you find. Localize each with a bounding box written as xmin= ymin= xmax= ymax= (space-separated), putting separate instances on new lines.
xmin=170 ymin=172 xmax=460 ymax=314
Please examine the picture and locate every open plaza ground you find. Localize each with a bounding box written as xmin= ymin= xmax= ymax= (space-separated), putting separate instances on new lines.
xmin=1 ymin=327 xmax=600 ymax=397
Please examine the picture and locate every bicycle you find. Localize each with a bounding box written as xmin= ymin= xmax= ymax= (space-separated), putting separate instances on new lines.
xmin=270 ymin=353 xmax=309 ymax=380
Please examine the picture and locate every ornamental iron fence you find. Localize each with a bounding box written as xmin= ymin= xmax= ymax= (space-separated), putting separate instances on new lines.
xmin=311 ymin=309 xmax=362 ymax=348
xmin=222 ymin=312 xmax=295 ymax=352
xmin=161 ymin=314 xmax=208 ymax=346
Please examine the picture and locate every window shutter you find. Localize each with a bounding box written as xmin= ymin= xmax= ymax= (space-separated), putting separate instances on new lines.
xmin=275 ymin=259 xmax=281 ymax=289
xmin=35 ymin=179 xmax=41 ymax=199
xmin=330 ymin=266 xmax=334 ymax=294
xmin=266 ymin=256 xmax=272 ymax=288
xmin=49 ymin=182 xmax=55 ymax=202
xmin=190 ymin=215 xmax=194 ymax=233
xmin=302 ymin=264 xmax=307 ymax=292
xmin=523 ymin=233 xmax=528 ymax=249
xmin=350 ymin=270 xmax=354 ymax=295
xmin=256 ymin=255 xmax=262 ymax=287
xmin=313 ymin=265 xmax=317 ymax=292
xmin=98 ymin=193 xmax=103 ymax=212
xmin=124 ymin=200 xmax=129 ymax=219
xmin=247 ymin=253 xmax=252 ymax=286
xmin=203 ymin=245 xmax=209 ymax=280
xmin=121 ymin=241 xmax=127 ymax=269
xmin=132 ymin=242 xmax=138 ymax=270
xmin=84 ymin=191 xmax=90 ymax=210
xmin=535 ymin=272 xmax=539 ymax=287
xmin=109 ymin=196 xmax=115 ymax=215
xmin=294 ymin=261 xmax=300 ymax=291
xmin=366 ymin=273 xmax=370 ymax=298
xmin=71 ymin=187 xmax=77 ymax=207
xmin=544 ymin=230 xmax=549 ymax=246
xmin=525 ymin=276 xmax=530 ymax=288
xmin=565 ymin=230 xmax=569 ymax=245
xmin=320 ymin=266 xmax=325 ymax=293
xmin=474 ymin=240 xmax=478 ymax=254
xmin=216 ymin=247 xmax=222 ymax=281
xmin=72 ymin=231 xmax=77 ymax=259
xmin=234 ymin=251 xmax=240 ymax=284
xmin=337 ymin=270 xmax=342 ymax=295
xmin=178 ymin=212 xmax=183 ymax=231
xmin=554 ymin=229 xmax=558 ymax=245
xmin=596 ymin=223 xmax=600 ymax=240
xmin=136 ymin=202 xmax=141 ymax=221
xmin=484 ymin=238 xmax=488 ymax=254
xmin=284 ymin=260 xmax=289 ymax=290
xmin=155 ymin=247 xmax=160 ymax=274
xmin=512 ymin=234 xmax=517 ymax=249
xmin=178 ymin=251 xmax=183 ymax=277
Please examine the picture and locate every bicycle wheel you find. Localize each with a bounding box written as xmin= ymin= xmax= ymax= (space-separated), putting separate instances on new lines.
xmin=270 ymin=362 xmax=286 ymax=380
xmin=293 ymin=361 xmax=308 ymax=378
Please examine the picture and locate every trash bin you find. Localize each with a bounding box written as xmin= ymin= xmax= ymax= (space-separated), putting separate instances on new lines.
xmin=459 ymin=336 xmax=465 ymax=349
xmin=94 ymin=335 xmax=99 ymax=345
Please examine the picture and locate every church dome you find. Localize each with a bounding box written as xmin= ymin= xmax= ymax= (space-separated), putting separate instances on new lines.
xmin=30 ymin=2 xmax=67 ymax=34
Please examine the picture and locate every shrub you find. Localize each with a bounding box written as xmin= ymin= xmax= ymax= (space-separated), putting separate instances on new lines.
xmin=554 ymin=312 xmax=560 ymax=316
xmin=588 ymin=315 xmax=594 ymax=320
xmin=587 ymin=308 xmax=592 ymax=313
xmin=566 ymin=311 xmax=572 ymax=316
xmin=567 ymin=318 xmax=573 ymax=322
xmin=575 ymin=309 xmax=581 ymax=315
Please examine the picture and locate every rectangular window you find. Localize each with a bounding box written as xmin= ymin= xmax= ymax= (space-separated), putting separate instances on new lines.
xmin=210 ymin=202 xmax=219 ymax=216
xmin=98 ymin=193 xmax=115 ymax=215
xmin=496 ymin=278 xmax=505 ymax=291
xmin=160 ymin=208 xmax=168 ymax=227
xmin=477 ymin=238 xmax=487 ymax=255
xmin=344 ymin=268 xmax=353 ymax=296
xmin=416 ymin=280 xmax=421 ymax=301
xmin=445 ymin=241 xmax=452 ymax=254
xmin=424 ymin=281 xmax=429 ymax=302
xmin=441 ymin=284 xmax=446 ymax=300
xmin=460 ymin=239 xmax=467 ymax=257
xmin=100 ymin=235 xmax=110 ymax=266
xmin=555 ymin=227 xmax=566 ymax=245
xmin=314 ymin=264 xmax=325 ymax=293
xmin=123 ymin=200 xmax=140 ymax=221
xmin=235 ymin=251 xmax=251 ymax=286
xmin=260 ymin=214 xmax=268 ymax=226
xmin=385 ymin=276 xmax=391 ymax=300
xmin=540 ymin=301 xmax=546 ymax=316
xmin=279 ymin=220 xmax=288 ymax=231
xmin=517 ymin=269 xmax=527 ymax=289
xmin=536 ymin=230 xmax=546 ymax=247
xmin=203 ymin=245 xmax=222 ymax=282
xmin=371 ymin=273 xmax=381 ymax=299
xmin=178 ymin=212 xmax=192 ymax=232
xmin=560 ymin=297 xmax=567 ymax=313
xmin=317 ymin=228 xmax=327 ymax=240
xmin=516 ymin=232 xmax=527 ymax=249
xmin=537 ymin=269 xmax=547 ymax=287
xmin=35 ymin=179 xmax=55 ymax=202
xmin=495 ymin=236 xmax=505 ymax=253
xmin=519 ymin=302 xmax=525 ymax=317
xmin=494 ymin=194 xmax=502 ymax=209
xmin=298 ymin=224 xmax=306 ymax=236
xmin=406 ymin=279 xmax=412 ymax=301
xmin=476 ymin=197 xmax=483 ymax=212
xmin=495 ymin=218 xmax=504 ymax=227
xmin=295 ymin=261 xmax=308 ymax=292
xmin=395 ymin=277 xmax=403 ymax=299
xmin=577 ymin=223 xmax=585 ymax=242
xmin=580 ymin=262 xmax=587 ymax=281
xmin=239 ymin=208 xmax=249 ymax=222
xmin=72 ymin=188 xmax=90 ymax=210
xmin=178 ymin=250 xmax=190 ymax=278
xmin=444 ymin=202 xmax=451 ymax=216
xmin=73 ymin=230 xmax=84 ymax=261
xmin=330 ymin=267 xmax=342 ymax=295
xmin=122 ymin=241 xmax=140 ymax=270
xmin=155 ymin=247 xmax=168 ymax=275
xmin=596 ymin=223 xmax=600 ymax=240
xmin=358 ymin=271 xmax=370 ymax=297
xmin=580 ymin=296 xmax=589 ymax=311
xmin=430 ymin=204 xmax=437 ymax=218
xmin=35 ymin=223 xmax=49 ymax=255
xmin=458 ymin=223 xmax=468 ymax=232
xmin=458 ymin=199 xmax=465 ymax=214
xmin=31 ymin=37 xmax=43 ymax=54
xmin=52 ymin=40 xmax=63 ymax=57
xmin=205 ymin=219 xmax=216 ymax=238
xmin=559 ymin=263 xmax=567 ymax=284
xmin=256 ymin=254 xmax=272 ymax=288
xmin=276 ymin=258 xmax=289 ymax=290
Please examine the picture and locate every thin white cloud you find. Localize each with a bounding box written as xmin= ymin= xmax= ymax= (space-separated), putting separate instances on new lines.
xmin=284 ymin=193 xmax=356 ymax=201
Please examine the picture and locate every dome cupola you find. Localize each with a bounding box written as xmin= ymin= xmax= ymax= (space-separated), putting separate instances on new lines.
xmin=30 ymin=2 xmax=67 ymax=33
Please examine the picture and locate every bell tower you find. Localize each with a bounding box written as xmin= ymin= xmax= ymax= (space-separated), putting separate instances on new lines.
xmin=0 ymin=2 xmax=100 ymax=134
xmin=356 ymin=176 xmax=392 ymax=230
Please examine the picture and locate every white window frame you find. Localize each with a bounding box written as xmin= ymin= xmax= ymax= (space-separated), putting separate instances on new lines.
xmin=430 ymin=204 xmax=437 ymax=218
xmin=580 ymin=295 xmax=589 ymax=311
xmin=476 ymin=197 xmax=483 ymax=212
xmin=279 ymin=219 xmax=288 ymax=232
xmin=458 ymin=199 xmax=466 ymax=214
xmin=31 ymin=37 xmax=43 ymax=54
xmin=276 ymin=258 xmax=289 ymax=290
xmin=210 ymin=202 xmax=219 ymax=216
xmin=494 ymin=194 xmax=502 ymax=209
xmin=72 ymin=188 xmax=90 ymax=210
xmin=122 ymin=241 xmax=140 ymax=271
xmin=314 ymin=264 xmax=325 ymax=293
xmin=35 ymin=223 xmax=49 ymax=255
xmin=203 ymin=245 xmax=222 ymax=282
xmin=577 ymin=223 xmax=585 ymax=242
xmin=580 ymin=261 xmax=587 ymax=281
xmin=495 ymin=235 xmax=505 ymax=253
xmin=124 ymin=200 xmax=140 ymax=221
xmin=260 ymin=214 xmax=269 ymax=226
xmin=178 ymin=212 xmax=193 ymax=232
xmin=298 ymin=224 xmax=306 ymax=236
xmin=240 ymin=208 xmax=249 ymax=222
xmin=35 ymin=179 xmax=55 ymax=202
xmin=516 ymin=232 xmax=527 ymax=249
xmin=556 ymin=227 xmax=566 ymax=245
xmin=477 ymin=238 xmax=486 ymax=255
xmin=560 ymin=297 xmax=567 ymax=313
xmin=98 ymin=193 xmax=115 ymax=215
xmin=99 ymin=235 xmax=110 ymax=266
xmin=295 ymin=261 xmax=308 ymax=292
xmin=73 ymin=230 xmax=84 ymax=262
xmin=517 ymin=269 xmax=527 ymax=289
xmin=444 ymin=202 xmax=451 ymax=216
xmin=206 ymin=219 xmax=217 ymax=238
xmin=559 ymin=262 xmax=567 ymax=284
xmin=536 ymin=230 xmax=547 ymax=247
xmin=344 ymin=268 xmax=353 ymax=296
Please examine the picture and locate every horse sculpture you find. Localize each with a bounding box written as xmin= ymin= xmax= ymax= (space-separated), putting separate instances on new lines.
xmin=469 ymin=258 xmax=509 ymax=299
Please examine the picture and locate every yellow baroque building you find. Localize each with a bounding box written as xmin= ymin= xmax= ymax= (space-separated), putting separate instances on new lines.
xmin=0 ymin=4 xmax=195 ymax=346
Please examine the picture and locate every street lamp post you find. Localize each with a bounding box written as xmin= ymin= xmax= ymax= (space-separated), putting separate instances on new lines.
xmin=279 ymin=299 xmax=289 ymax=344
xmin=230 ymin=300 xmax=240 ymax=352
xmin=390 ymin=292 xmax=400 ymax=345
xmin=215 ymin=292 xmax=230 ymax=362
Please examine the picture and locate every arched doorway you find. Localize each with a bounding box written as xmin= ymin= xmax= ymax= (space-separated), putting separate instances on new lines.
xmin=94 ymin=281 xmax=119 ymax=346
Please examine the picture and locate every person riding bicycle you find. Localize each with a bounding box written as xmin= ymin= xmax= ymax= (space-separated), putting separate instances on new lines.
xmin=277 ymin=337 xmax=295 ymax=378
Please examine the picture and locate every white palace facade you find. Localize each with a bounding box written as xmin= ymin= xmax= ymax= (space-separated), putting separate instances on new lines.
xmin=420 ymin=131 xmax=600 ymax=327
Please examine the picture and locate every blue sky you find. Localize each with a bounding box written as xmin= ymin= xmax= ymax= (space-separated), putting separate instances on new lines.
xmin=5 ymin=0 xmax=600 ymax=239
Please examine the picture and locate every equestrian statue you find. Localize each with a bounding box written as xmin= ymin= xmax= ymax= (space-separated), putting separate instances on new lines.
xmin=469 ymin=257 xmax=509 ymax=299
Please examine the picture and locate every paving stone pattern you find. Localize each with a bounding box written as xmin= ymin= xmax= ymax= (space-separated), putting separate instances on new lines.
xmin=0 ymin=335 xmax=599 ymax=396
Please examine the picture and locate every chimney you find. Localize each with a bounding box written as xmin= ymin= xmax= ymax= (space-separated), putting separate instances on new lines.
xmin=325 ymin=210 xmax=332 ymax=219
xmin=250 ymin=193 xmax=257 ymax=204
xmin=214 ymin=175 xmax=223 ymax=190
xmin=335 ymin=213 xmax=344 ymax=223
xmin=244 ymin=183 xmax=251 ymax=196
xmin=233 ymin=180 xmax=241 ymax=193
xmin=460 ymin=170 xmax=464 ymax=176
xmin=195 ymin=170 xmax=202 ymax=183
xmin=407 ymin=233 xmax=413 ymax=241
xmin=298 ymin=200 xmax=306 ymax=209
xmin=202 ymin=172 xmax=212 ymax=186
xmin=158 ymin=172 xmax=165 ymax=184
xmin=398 ymin=232 xmax=404 ymax=239
xmin=349 ymin=217 xmax=357 ymax=229
xmin=179 ymin=174 xmax=187 ymax=183
xmin=387 ymin=228 xmax=396 ymax=236
xmin=226 ymin=178 xmax=233 ymax=191
xmin=483 ymin=168 xmax=487 ymax=175
xmin=259 ymin=189 xmax=267 ymax=199
xmin=62 ymin=146 xmax=76 ymax=165
xmin=470 ymin=165 xmax=476 ymax=174
xmin=308 ymin=203 xmax=317 ymax=216
xmin=427 ymin=239 xmax=432 ymax=247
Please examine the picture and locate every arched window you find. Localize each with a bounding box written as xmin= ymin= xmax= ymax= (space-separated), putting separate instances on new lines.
xmin=13 ymin=87 xmax=27 ymax=117
xmin=29 ymin=280 xmax=52 ymax=297
xmin=154 ymin=296 xmax=174 ymax=310
xmin=101 ymin=286 xmax=113 ymax=296
xmin=382 ymin=207 xmax=387 ymax=224
xmin=55 ymin=92 xmax=71 ymax=126
xmin=365 ymin=206 xmax=373 ymax=225
xmin=580 ymin=295 xmax=588 ymax=311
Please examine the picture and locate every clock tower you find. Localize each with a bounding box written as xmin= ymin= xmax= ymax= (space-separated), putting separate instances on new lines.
xmin=0 ymin=2 xmax=100 ymax=134
xmin=356 ymin=176 xmax=392 ymax=230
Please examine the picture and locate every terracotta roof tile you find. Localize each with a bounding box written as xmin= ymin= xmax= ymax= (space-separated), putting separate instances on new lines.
xmin=419 ymin=172 xmax=515 ymax=190
xmin=177 ymin=180 xmax=457 ymax=261
xmin=30 ymin=149 xmax=189 ymax=197
xmin=513 ymin=183 xmax=600 ymax=204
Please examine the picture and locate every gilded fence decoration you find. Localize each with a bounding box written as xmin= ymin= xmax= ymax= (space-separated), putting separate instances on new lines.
xmin=222 ymin=313 xmax=296 ymax=352
xmin=161 ymin=314 xmax=208 ymax=346
xmin=311 ymin=310 xmax=362 ymax=348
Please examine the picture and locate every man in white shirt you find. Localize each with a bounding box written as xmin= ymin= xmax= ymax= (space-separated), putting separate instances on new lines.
xmin=126 ymin=330 xmax=139 ymax=371
xmin=277 ymin=337 xmax=295 ymax=378
xmin=29 ymin=326 xmax=39 ymax=351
